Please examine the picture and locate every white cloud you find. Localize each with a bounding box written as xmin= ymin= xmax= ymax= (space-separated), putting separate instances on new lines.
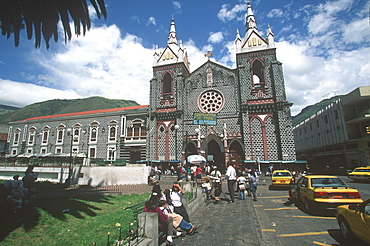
xmin=208 ymin=31 xmax=224 ymax=44
xmin=173 ymin=1 xmax=181 ymax=10
xmin=267 ymin=9 xmax=283 ymax=18
xmin=146 ymin=17 xmax=156 ymax=26
xmin=342 ymin=17 xmax=370 ymax=43
xmin=275 ymin=41 xmax=370 ymax=115
xmin=7 ymin=25 xmax=153 ymax=107
xmin=217 ymin=3 xmax=247 ymax=22
xmin=0 ymin=79 xmax=79 ymax=108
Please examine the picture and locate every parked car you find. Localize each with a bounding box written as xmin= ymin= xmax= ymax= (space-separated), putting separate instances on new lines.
xmin=288 ymin=175 xmax=363 ymax=211
xmin=348 ymin=166 xmax=370 ymax=182
xmin=336 ymin=198 xmax=370 ymax=244
xmin=270 ymin=170 xmax=294 ymax=189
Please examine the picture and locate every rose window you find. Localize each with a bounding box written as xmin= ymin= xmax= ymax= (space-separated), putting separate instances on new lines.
xmin=198 ymin=90 xmax=224 ymax=113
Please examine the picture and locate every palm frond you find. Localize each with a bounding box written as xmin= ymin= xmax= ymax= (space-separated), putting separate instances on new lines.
xmin=0 ymin=0 xmax=107 ymax=49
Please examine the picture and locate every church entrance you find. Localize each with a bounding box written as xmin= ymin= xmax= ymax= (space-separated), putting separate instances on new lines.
xmin=228 ymin=140 xmax=245 ymax=169
xmin=206 ymin=139 xmax=225 ymax=172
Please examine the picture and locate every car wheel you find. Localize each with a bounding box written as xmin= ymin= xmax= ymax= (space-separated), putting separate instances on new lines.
xmin=338 ymin=217 xmax=354 ymax=239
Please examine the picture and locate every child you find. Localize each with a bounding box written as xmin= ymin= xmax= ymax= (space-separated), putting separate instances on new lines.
xmin=237 ymin=175 xmax=247 ymax=200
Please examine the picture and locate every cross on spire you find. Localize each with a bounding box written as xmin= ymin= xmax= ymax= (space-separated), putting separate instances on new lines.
xmin=204 ymin=51 xmax=213 ymax=60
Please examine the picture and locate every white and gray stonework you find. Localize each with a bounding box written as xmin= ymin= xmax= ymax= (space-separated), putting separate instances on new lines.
xmin=148 ymin=2 xmax=296 ymax=171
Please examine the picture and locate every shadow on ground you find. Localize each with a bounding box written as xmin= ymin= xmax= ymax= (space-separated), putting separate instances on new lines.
xmin=0 ymin=194 xmax=113 ymax=242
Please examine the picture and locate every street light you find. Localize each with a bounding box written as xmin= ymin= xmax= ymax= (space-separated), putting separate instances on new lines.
xmin=256 ymin=148 xmax=261 ymax=173
xmin=175 ymin=125 xmax=200 ymax=167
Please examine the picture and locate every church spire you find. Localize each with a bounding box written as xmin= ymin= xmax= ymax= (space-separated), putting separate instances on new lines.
xmin=168 ymin=17 xmax=178 ymax=45
xmin=246 ymin=1 xmax=257 ymax=32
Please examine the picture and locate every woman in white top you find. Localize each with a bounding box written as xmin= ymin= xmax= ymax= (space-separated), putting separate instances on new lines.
xmin=170 ymin=182 xmax=190 ymax=223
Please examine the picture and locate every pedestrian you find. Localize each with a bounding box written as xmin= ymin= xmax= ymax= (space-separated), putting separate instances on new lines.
xmin=249 ymin=170 xmax=258 ymax=201
xmin=237 ymin=175 xmax=247 ymax=200
xmin=226 ymin=163 xmax=237 ymax=203
xmin=157 ymin=165 xmax=163 ymax=181
xmin=170 ymin=182 xmax=191 ymax=223
xmin=209 ymin=166 xmax=222 ymax=202
xmin=195 ymin=165 xmax=202 ymax=185
xmin=190 ymin=164 xmax=196 ymax=181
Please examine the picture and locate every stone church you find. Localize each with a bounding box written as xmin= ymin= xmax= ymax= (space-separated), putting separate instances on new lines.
xmin=147 ymin=2 xmax=296 ymax=171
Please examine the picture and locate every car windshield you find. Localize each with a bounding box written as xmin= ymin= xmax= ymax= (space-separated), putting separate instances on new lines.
xmin=353 ymin=169 xmax=370 ymax=172
xmin=273 ymin=172 xmax=291 ymax=177
xmin=311 ymin=178 xmax=347 ymax=188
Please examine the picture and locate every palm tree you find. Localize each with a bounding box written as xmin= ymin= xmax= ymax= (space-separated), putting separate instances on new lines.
xmin=0 ymin=0 xmax=107 ymax=49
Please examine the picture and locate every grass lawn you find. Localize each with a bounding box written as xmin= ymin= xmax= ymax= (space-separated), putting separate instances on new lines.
xmin=0 ymin=193 xmax=149 ymax=246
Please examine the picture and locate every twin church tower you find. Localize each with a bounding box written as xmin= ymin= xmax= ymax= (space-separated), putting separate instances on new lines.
xmin=147 ymin=2 xmax=296 ymax=170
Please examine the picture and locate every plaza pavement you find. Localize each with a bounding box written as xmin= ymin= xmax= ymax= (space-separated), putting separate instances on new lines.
xmin=168 ymin=178 xmax=267 ymax=246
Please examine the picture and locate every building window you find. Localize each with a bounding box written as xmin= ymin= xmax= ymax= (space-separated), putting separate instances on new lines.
xmin=126 ymin=120 xmax=146 ymax=141
xmin=28 ymin=128 xmax=36 ymax=145
xmin=89 ymin=147 xmax=96 ymax=158
xmin=107 ymin=147 xmax=116 ymax=161
xmin=251 ymin=59 xmax=265 ymax=88
xmin=57 ymin=129 xmax=63 ymax=143
xmin=13 ymin=131 xmax=20 ymax=145
xmin=109 ymin=126 xmax=116 ymax=141
xmin=197 ymin=90 xmax=224 ymax=113
xmin=162 ymin=72 xmax=172 ymax=98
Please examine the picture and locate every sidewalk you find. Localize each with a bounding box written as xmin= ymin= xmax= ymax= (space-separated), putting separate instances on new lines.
xmin=171 ymin=181 xmax=266 ymax=246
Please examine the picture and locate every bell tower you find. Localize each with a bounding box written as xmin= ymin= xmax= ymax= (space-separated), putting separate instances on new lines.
xmin=148 ymin=17 xmax=190 ymax=162
xmin=236 ymin=1 xmax=296 ymax=162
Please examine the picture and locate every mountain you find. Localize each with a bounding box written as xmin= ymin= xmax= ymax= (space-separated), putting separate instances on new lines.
xmin=0 ymin=97 xmax=140 ymax=124
xmin=0 ymin=104 xmax=20 ymax=115
xmin=292 ymin=95 xmax=342 ymax=127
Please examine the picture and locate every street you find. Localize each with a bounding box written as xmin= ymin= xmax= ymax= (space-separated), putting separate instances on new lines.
xmin=174 ymin=175 xmax=370 ymax=246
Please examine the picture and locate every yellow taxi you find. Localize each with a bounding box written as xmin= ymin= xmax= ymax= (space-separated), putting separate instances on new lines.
xmin=270 ymin=169 xmax=294 ymax=188
xmin=336 ymin=198 xmax=370 ymax=244
xmin=289 ymin=175 xmax=363 ymax=211
xmin=348 ymin=166 xmax=370 ymax=182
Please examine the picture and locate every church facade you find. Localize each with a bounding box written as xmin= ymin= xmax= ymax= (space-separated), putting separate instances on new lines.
xmin=148 ymin=2 xmax=296 ymax=171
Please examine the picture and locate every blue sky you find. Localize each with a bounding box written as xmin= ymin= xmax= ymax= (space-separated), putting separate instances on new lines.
xmin=0 ymin=0 xmax=369 ymax=116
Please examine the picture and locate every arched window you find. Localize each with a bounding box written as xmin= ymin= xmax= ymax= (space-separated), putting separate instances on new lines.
xmin=162 ymin=73 xmax=172 ymax=98
xmin=252 ymin=59 xmax=265 ymax=88
xmin=109 ymin=126 xmax=116 ymax=141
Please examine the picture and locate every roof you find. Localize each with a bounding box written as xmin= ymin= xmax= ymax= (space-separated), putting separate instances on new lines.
xmin=14 ymin=105 xmax=149 ymax=122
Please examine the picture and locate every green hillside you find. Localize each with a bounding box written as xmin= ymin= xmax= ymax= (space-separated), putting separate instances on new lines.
xmin=0 ymin=105 xmax=20 ymax=115
xmin=0 ymin=97 xmax=140 ymax=124
xmin=292 ymin=95 xmax=342 ymax=127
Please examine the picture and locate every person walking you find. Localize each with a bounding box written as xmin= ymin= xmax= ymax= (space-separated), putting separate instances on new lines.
xmin=249 ymin=170 xmax=258 ymax=201
xmin=226 ymin=163 xmax=237 ymax=203
xmin=209 ymin=166 xmax=222 ymax=202
xmin=237 ymin=175 xmax=247 ymax=200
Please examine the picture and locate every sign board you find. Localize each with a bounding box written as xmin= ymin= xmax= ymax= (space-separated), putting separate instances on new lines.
xmin=193 ymin=113 xmax=217 ymax=125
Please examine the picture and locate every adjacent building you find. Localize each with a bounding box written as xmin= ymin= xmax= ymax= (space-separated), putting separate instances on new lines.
xmin=6 ymin=105 xmax=148 ymax=165
xmin=293 ymin=86 xmax=370 ymax=169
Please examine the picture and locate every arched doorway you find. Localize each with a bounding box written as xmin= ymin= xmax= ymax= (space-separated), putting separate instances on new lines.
xmin=207 ymin=139 xmax=225 ymax=172
xmin=229 ymin=140 xmax=245 ymax=170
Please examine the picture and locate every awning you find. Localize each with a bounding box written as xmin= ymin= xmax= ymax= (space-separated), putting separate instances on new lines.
xmin=34 ymin=153 xmax=52 ymax=157
xmin=16 ymin=154 xmax=34 ymax=158
xmin=187 ymin=155 xmax=206 ymax=164
xmin=5 ymin=154 xmax=18 ymax=158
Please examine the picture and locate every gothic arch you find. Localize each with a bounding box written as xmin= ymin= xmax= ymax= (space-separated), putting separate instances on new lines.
xmin=162 ymin=72 xmax=173 ymax=98
xmin=251 ymin=58 xmax=265 ymax=88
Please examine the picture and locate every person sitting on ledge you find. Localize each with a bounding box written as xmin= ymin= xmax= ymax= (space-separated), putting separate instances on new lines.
xmin=143 ymin=193 xmax=185 ymax=246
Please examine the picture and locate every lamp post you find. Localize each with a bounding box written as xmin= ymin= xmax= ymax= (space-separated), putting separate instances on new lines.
xmin=256 ymin=148 xmax=261 ymax=173
xmin=66 ymin=128 xmax=78 ymax=184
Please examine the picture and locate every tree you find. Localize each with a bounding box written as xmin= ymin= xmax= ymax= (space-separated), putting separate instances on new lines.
xmin=0 ymin=0 xmax=107 ymax=49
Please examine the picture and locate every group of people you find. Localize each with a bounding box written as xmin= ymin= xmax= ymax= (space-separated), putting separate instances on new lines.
xmin=226 ymin=163 xmax=258 ymax=202
xmin=0 ymin=165 xmax=38 ymax=213
xmin=143 ymin=182 xmax=199 ymax=246
xmin=201 ymin=164 xmax=258 ymax=203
